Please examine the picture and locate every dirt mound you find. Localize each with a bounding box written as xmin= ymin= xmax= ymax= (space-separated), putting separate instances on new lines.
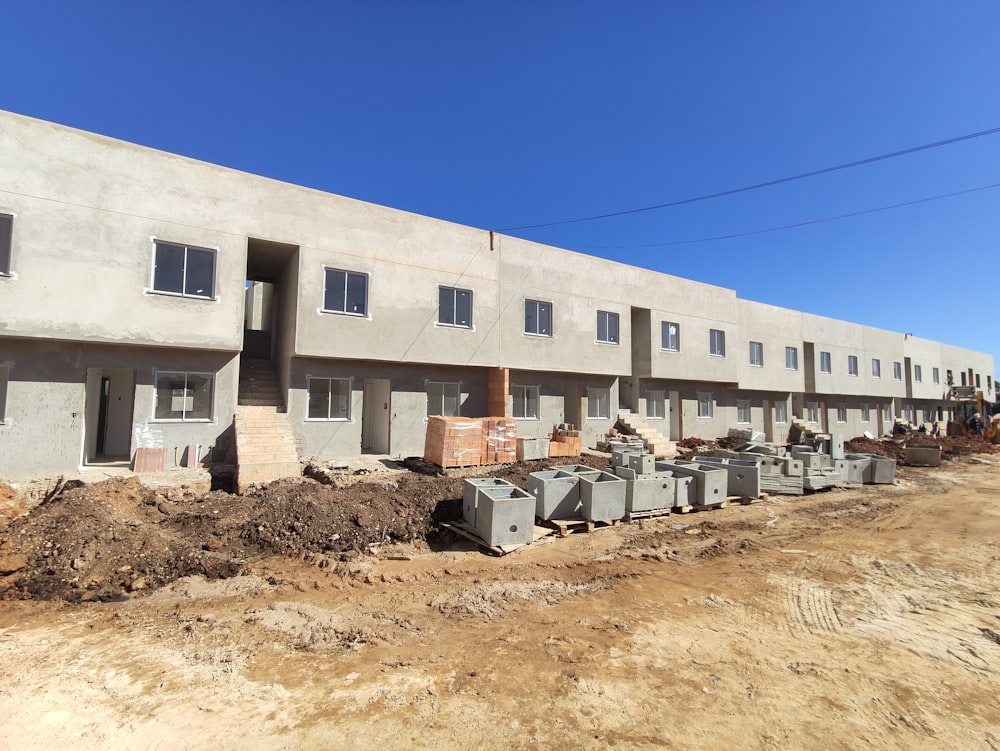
xmin=846 ymin=434 xmax=999 ymax=465
xmin=844 ymin=437 xmax=907 ymax=463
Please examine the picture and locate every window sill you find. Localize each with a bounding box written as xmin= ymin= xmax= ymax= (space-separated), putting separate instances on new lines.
xmin=305 ymin=417 xmax=352 ymax=422
xmin=146 ymin=288 xmax=217 ymax=302
xmin=514 ymin=416 xmax=540 ymax=421
xmin=435 ymin=322 xmax=475 ymax=331
xmin=150 ymin=418 xmax=215 ymax=424
xmin=320 ymin=308 xmax=370 ymax=319
xmin=595 ymin=340 xmax=620 ymax=346
xmin=709 ymin=353 xmax=726 ymax=358
xmin=523 ymin=332 xmax=553 ymax=339
xmin=750 ymin=363 xmax=763 ymax=368
xmin=696 ymin=415 xmax=714 ymax=419
xmin=660 ymin=348 xmax=681 ymax=354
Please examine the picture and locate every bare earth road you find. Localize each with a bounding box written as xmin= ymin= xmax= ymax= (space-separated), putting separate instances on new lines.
xmin=2 ymin=459 xmax=999 ymax=749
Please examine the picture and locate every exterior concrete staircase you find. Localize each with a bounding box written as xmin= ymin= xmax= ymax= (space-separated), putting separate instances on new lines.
xmin=616 ymin=410 xmax=677 ymax=458
xmin=235 ymin=359 xmax=300 ymax=491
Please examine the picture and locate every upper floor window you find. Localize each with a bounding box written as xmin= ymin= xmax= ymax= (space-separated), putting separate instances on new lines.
xmin=661 ymin=321 xmax=680 ymax=351
xmin=709 ymin=329 xmax=726 ymax=357
xmin=893 ymin=361 xmax=902 ymax=380
xmin=511 ymin=385 xmax=539 ymax=419
xmin=524 ymin=300 xmax=552 ymax=336
xmin=749 ymin=341 xmax=764 ymax=367
xmin=438 ymin=286 xmax=473 ymax=328
xmin=427 ymin=381 xmax=461 ymax=417
xmin=323 ymin=269 xmax=368 ymax=316
xmin=597 ymin=311 xmax=619 ymax=344
xmin=914 ymin=364 xmax=922 ymax=383
xmin=785 ymin=346 xmax=798 ymax=371
xmin=307 ymin=377 xmax=351 ymax=420
xmin=0 ymin=213 xmax=12 ymax=275
xmin=152 ymin=241 xmax=215 ymax=299
xmin=932 ymin=367 xmax=940 ymax=385
xmin=847 ymin=355 xmax=859 ymax=376
xmin=819 ymin=351 xmax=832 ymax=374
xmin=976 ymin=373 xmax=981 ymax=388
xmin=871 ymin=358 xmax=881 ymax=378
xmin=153 ymin=371 xmax=214 ymax=421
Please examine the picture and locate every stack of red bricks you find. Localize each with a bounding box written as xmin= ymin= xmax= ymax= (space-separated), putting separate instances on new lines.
xmin=481 ymin=417 xmax=517 ymax=464
xmin=424 ymin=417 xmax=484 ymax=468
xmin=548 ymin=424 xmax=582 ymax=457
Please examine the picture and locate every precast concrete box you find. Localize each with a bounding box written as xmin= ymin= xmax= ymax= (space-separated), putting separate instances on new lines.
xmin=528 ymin=470 xmax=582 ymax=520
xmin=475 ymin=484 xmax=535 ymax=547
xmin=673 ymin=475 xmax=695 ymax=506
xmin=578 ymin=471 xmax=627 ymax=522
xmin=516 ymin=437 xmax=550 ymax=462
xmin=904 ymin=444 xmax=942 ymax=467
xmin=628 ymin=453 xmax=655 ymax=475
xmin=836 ymin=456 xmax=869 ymax=484
xmin=830 ymin=433 xmax=845 ymax=460
xmin=657 ymin=461 xmax=728 ymax=505
xmin=463 ymin=478 xmax=513 ymax=526
xmin=549 ymin=464 xmax=602 ymax=476
xmin=623 ymin=472 xmax=677 ymax=513
xmin=611 ymin=448 xmax=643 ymax=469
xmin=862 ymin=454 xmax=896 ymax=483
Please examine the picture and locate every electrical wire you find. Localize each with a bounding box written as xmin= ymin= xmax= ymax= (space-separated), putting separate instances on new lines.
xmin=498 ymin=126 xmax=1000 ymax=231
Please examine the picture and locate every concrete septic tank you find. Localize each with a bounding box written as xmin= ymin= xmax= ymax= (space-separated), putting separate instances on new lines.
xmin=617 ymin=468 xmax=676 ymax=513
xmin=578 ymin=470 xmax=627 ymax=522
xmin=657 ymin=461 xmax=728 ymax=505
xmin=693 ymin=456 xmax=760 ymax=498
xmin=836 ymin=456 xmax=870 ymax=484
xmin=904 ymin=444 xmax=942 ymax=467
xmin=549 ymin=464 xmax=602 ymax=476
xmin=627 ymin=453 xmax=655 ymax=475
xmin=462 ymin=478 xmax=513 ymax=526
xmin=611 ymin=448 xmax=643 ymax=468
xmin=475 ymin=484 xmax=535 ymax=547
xmin=528 ymin=470 xmax=582 ymax=520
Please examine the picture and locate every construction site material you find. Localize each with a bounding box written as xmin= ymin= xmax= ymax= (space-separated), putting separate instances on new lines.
xmin=611 ymin=447 xmax=644 ymax=468
xmin=542 ymin=517 xmax=620 ymax=537
xmin=615 ymin=411 xmax=675 ymax=457
xmin=424 ymin=416 xmax=518 ymax=468
xmin=133 ymin=447 xmax=167 ymax=473
xmin=613 ymin=466 xmax=678 ymax=513
xmin=802 ymin=466 xmax=845 ymax=491
xmin=515 ymin=437 xmax=550 ymax=462
xmin=692 ymin=456 xmax=761 ymax=498
xmin=527 ymin=470 xmax=583 ymax=521
xmin=474 ymin=483 xmax=535 ymax=547
xmin=628 ymin=453 xmax=656 ymax=475
xmin=904 ymin=444 xmax=942 ymax=467
xmin=578 ymin=471 xmax=627 ymax=522
xmin=462 ymin=478 xmax=512 ymax=527
xmin=548 ymin=424 xmax=582 ymax=457
xmin=440 ymin=519 xmax=554 ymax=556
xmin=835 ymin=457 xmax=870 ymax=484
xmin=657 ymin=460 xmax=728 ymax=506
xmin=727 ymin=427 xmax=766 ymax=443
xmin=482 ymin=417 xmax=518 ymax=464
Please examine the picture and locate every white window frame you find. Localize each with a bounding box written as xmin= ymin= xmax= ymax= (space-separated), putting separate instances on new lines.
xmin=819 ymin=351 xmax=832 ymax=374
xmin=645 ymin=390 xmax=665 ymax=420
xmin=523 ymin=300 xmax=553 ymax=337
xmin=305 ymin=376 xmax=352 ymax=421
xmin=426 ymin=381 xmax=462 ymax=417
xmin=150 ymin=240 xmax=217 ymax=300
xmin=847 ymin=355 xmax=858 ymax=376
xmin=587 ymin=387 xmax=611 ymax=419
xmin=785 ymin=346 xmax=798 ymax=371
xmin=0 ymin=364 xmax=8 ymax=423
xmin=922 ymin=406 xmax=933 ymax=424
xmin=0 ymin=212 xmax=12 ymax=276
xmin=322 ymin=268 xmax=369 ymax=317
xmin=437 ymin=286 xmax=474 ymax=329
xmin=871 ymin=358 xmax=881 ymax=378
xmin=661 ymin=321 xmax=680 ymax=352
xmin=932 ymin=367 xmax=940 ymax=385
xmin=709 ymin=329 xmax=726 ymax=357
xmin=806 ymin=401 xmax=820 ymax=424
xmin=893 ymin=361 xmax=902 ymax=381
xmin=737 ymin=399 xmax=751 ymax=424
xmin=596 ymin=311 xmax=619 ymax=345
xmin=882 ymin=403 xmax=893 ymax=423
xmin=914 ymin=364 xmax=922 ymax=383
xmin=697 ymin=391 xmax=714 ymax=419
xmin=749 ymin=341 xmax=764 ymax=367
xmin=774 ymin=400 xmax=788 ymax=424
xmin=152 ymin=370 xmax=215 ymax=422
xmin=860 ymin=403 xmax=870 ymax=423
xmin=836 ymin=403 xmax=847 ymax=423
xmin=511 ymin=384 xmax=540 ymax=420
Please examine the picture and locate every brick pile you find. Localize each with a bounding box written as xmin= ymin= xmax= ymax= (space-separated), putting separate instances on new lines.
xmin=482 ymin=417 xmax=517 ymax=464
xmin=423 ymin=416 xmax=518 ymax=468
xmin=548 ymin=425 xmax=582 ymax=457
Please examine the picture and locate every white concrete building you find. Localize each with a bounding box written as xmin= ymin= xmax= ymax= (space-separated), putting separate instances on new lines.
xmin=0 ymin=110 xmax=994 ymax=480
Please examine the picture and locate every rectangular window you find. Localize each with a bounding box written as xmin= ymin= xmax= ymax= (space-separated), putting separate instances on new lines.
xmin=961 ymin=371 xmax=967 ymax=386
xmin=860 ymin=403 xmax=870 ymax=423
xmin=0 ymin=365 xmax=8 ymax=423
xmin=785 ymin=346 xmax=798 ymax=370
xmin=932 ymin=367 xmax=940 ymax=385
xmin=438 ymin=286 xmax=473 ymax=328
xmin=847 ymin=355 xmax=858 ymax=376
xmin=989 ymin=375 xmax=993 ymax=393
xmin=709 ymin=329 xmax=726 ymax=357
xmin=427 ymin=381 xmax=461 ymax=417
xmin=837 ymin=403 xmax=847 ymax=423
xmin=152 ymin=241 xmax=216 ymax=299
xmin=922 ymin=407 xmax=933 ymax=423
xmin=749 ymin=341 xmax=764 ymax=367
xmin=871 ymin=358 xmax=881 ymax=378
xmin=914 ymin=364 xmax=922 ymax=383
xmin=587 ymin=387 xmax=610 ymax=419
xmin=976 ymin=373 xmax=981 ymax=388
xmin=153 ymin=371 xmax=214 ymax=421
xmin=524 ymin=300 xmax=552 ymax=336
xmin=307 ymin=377 xmax=351 ymax=420
xmin=819 ymin=351 xmax=832 ymax=374
xmin=661 ymin=321 xmax=680 ymax=351
xmin=737 ymin=399 xmax=751 ymax=424
xmin=806 ymin=401 xmax=819 ymax=424
xmin=323 ymin=269 xmax=368 ymax=316
xmin=0 ymin=213 xmax=12 ymax=275
xmin=697 ymin=392 xmax=714 ymax=418
xmin=511 ymin=385 xmax=539 ymax=419
xmin=893 ymin=361 xmax=902 ymax=380
xmin=882 ymin=403 xmax=893 ymax=422
xmin=596 ymin=311 xmax=619 ymax=344
xmin=646 ymin=390 xmax=665 ymax=420
xmin=774 ymin=400 xmax=788 ymax=424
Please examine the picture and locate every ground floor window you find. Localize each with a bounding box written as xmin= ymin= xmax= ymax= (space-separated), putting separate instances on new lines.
xmin=646 ymin=390 xmax=665 ymax=419
xmin=154 ymin=371 xmax=213 ymax=421
xmin=737 ymin=399 xmax=751 ymax=424
xmin=307 ymin=377 xmax=351 ymax=420
xmin=0 ymin=365 xmax=8 ymax=423
xmin=511 ymin=385 xmax=539 ymax=419
xmin=837 ymin=403 xmax=847 ymax=423
xmin=860 ymin=404 xmax=870 ymax=423
xmin=805 ymin=401 xmax=819 ymax=424
xmin=773 ymin=400 xmax=787 ymax=424
xmin=922 ymin=407 xmax=933 ymax=423
xmin=697 ymin=392 xmax=713 ymax=419
xmin=882 ymin=403 xmax=893 ymax=423
xmin=587 ymin=387 xmax=610 ymax=419
xmin=427 ymin=381 xmax=461 ymax=417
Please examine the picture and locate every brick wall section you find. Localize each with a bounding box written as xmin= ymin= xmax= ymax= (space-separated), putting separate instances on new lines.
xmin=487 ymin=368 xmax=510 ymax=418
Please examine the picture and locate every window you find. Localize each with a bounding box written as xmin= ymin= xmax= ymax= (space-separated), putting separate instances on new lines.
xmin=989 ymin=375 xmax=994 ymax=393
xmin=153 ymin=371 xmax=213 ymax=421
xmin=836 ymin=403 xmax=847 ymax=423
xmin=882 ymin=403 xmax=893 ymax=423
xmin=976 ymin=373 xmax=981 ymax=388
xmin=511 ymin=385 xmax=539 ymax=419
xmin=427 ymin=381 xmax=461 ymax=417
xmin=961 ymin=371 xmax=967 ymax=386
xmin=152 ymin=241 xmax=215 ymax=299
xmin=0 ymin=365 xmax=8 ymax=423
xmin=806 ymin=401 xmax=819 ymax=424
xmin=323 ymin=269 xmax=368 ymax=316
xmin=860 ymin=404 xmax=870 ymax=423
xmin=847 ymin=355 xmax=858 ymax=376
xmin=596 ymin=311 xmax=619 ymax=344
xmin=893 ymin=361 xmax=902 ymax=380
xmin=749 ymin=341 xmax=764 ymax=367
xmin=646 ymin=390 xmax=665 ymax=420
xmin=946 ymin=370 xmax=954 ymax=386
xmin=307 ymin=377 xmax=351 ymax=420
xmin=697 ymin=392 xmax=714 ymax=418
xmin=709 ymin=329 xmax=726 ymax=357
xmin=774 ymin=400 xmax=788 ymax=424
xmin=914 ymin=365 xmax=922 ymax=383
xmin=785 ymin=346 xmax=798 ymax=371
xmin=587 ymin=387 xmax=610 ymax=419
xmin=0 ymin=213 xmax=12 ymax=275
xmin=737 ymin=399 xmax=751 ymax=424
xmin=922 ymin=407 xmax=933 ymax=423
xmin=661 ymin=321 xmax=680 ymax=351
xmin=819 ymin=351 xmax=832 ymax=374
xmin=871 ymin=358 xmax=881 ymax=378
xmin=524 ymin=300 xmax=552 ymax=336
xmin=932 ymin=367 xmax=940 ymax=385
xmin=438 ymin=286 xmax=473 ymax=328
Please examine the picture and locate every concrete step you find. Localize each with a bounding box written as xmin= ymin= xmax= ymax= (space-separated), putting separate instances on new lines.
xmin=237 ymin=460 xmax=301 ymax=491
xmin=237 ymin=396 xmax=285 ymax=407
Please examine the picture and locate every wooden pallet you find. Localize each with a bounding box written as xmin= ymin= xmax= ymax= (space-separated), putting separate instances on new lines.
xmin=727 ymin=492 xmax=769 ymax=506
xmin=674 ymin=499 xmax=729 ymax=513
xmin=543 ymin=517 xmax=621 ymax=537
xmin=623 ymin=507 xmax=673 ymax=523
xmin=440 ymin=520 xmax=555 ymax=556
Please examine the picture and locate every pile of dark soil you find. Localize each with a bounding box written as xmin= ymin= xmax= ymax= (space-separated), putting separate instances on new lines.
xmin=844 ymin=437 xmax=907 ymax=463
xmin=845 ymin=434 xmax=999 ymax=464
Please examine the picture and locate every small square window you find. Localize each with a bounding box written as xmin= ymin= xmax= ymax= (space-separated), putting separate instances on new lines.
xmin=154 ymin=371 xmax=214 ymax=421
xmin=597 ymin=311 xmax=619 ymax=344
xmin=709 ymin=329 xmax=726 ymax=357
xmin=837 ymin=403 xmax=847 ymax=423
xmin=871 ymin=358 xmax=881 ymax=378
xmin=511 ymin=385 xmax=539 ymax=419
xmin=749 ymin=341 xmax=764 ymax=367
xmin=524 ymin=300 xmax=552 ymax=336
xmin=587 ymin=387 xmax=610 ymax=419
xmin=152 ymin=241 xmax=216 ymax=299
xmin=848 ymin=355 xmax=859 ymax=376
xmin=737 ymin=399 xmax=751 ymax=424
xmin=697 ymin=392 xmax=714 ymax=418
xmin=438 ymin=287 xmax=473 ymax=328
xmin=646 ymin=390 xmax=665 ymax=419
xmin=661 ymin=321 xmax=680 ymax=351
xmin=307 ymin=377 xmax=351 ymax=420
xmin=774 ymin=400 xmax=788 ymax=424
xmin=427 ymin=381 xmax=461 ymax=416
xmin=819 ymin=351 xmax=832 ymax=374
xmin=893 ymin=361 xmax=902 ymax=380
xmin=785 ymin=346 xmax=798 ymax=371
xmin=914 ymin=364 xmax=922 ymax=383
xmin=323 ymin=269 xmax=368 ymax=316
xmin=0 ymin=213 xmax=12 ymax=275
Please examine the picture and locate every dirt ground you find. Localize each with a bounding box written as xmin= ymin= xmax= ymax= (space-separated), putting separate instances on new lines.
xmin=2 ymin=454 xmax=1000 ymax=749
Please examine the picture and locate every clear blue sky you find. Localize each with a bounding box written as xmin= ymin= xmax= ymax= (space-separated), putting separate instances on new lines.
xmin=3 ymin=2 xmax=998 ymax=369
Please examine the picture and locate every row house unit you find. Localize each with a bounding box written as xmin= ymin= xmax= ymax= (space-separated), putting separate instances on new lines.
xmin=0 ymin=110 xmax=994 ymax=480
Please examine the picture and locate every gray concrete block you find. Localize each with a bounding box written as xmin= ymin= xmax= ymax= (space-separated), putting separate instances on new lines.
xmin=611 ymin=448 xmax=643 ymax=468
xmin=656 ymin=460 xmax=727 ymax=505
xmin=528 ymin=470 xmax=582 ymax=520
xmin=694 ymin=456 xmax=760 ymax=497
xmin=623 ymin=472 xmax=677 ymax=512
xmin=830 ymin=433 xmax=845 ymax=460
xmin=475 ymin=484 xmax=535 ymax=547
xmin=904 ymin=444 xmax=941 ymax=467
xmin=628 ymin=453 xmax=655 ymax=475
xmin=579 ymin=470 xmax=627 ymax=522
xmin=463 ymin=478 xmax=513 ymax=526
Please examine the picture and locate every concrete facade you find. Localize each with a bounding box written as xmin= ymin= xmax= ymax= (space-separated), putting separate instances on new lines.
xmin=0 ymin=110 xmax=995 ymax=480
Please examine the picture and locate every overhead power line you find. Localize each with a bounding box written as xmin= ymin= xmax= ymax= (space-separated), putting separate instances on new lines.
xmin=498 ymin=126 xmax=1000 ymax=231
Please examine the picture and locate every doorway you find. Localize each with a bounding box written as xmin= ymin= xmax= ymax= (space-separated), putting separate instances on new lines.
xmin=362 ymin=379 xmax=391 ymax=453
xmin=668 ymin=390 xmax=681 ymax=440
xmin=84 ymin=368 xmax=135 ymax=463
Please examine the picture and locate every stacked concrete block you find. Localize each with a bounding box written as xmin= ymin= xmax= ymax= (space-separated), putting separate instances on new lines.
xmin=516 ymin=437 xmax=550 ymax=462
xmin=657 ymin=460 xmax=728 ymax=506
xmin=528 ymin=470 xmax=583 ymax=520
xmin=578 ymin=470 xmax=627 ymax=522
xmin=614 ymin=465 xmax=678 ymax=513
xmin=475 ymin=482 xmax=535 ymax=547
xmin=693 ymin=456 xmax=761 ymax=498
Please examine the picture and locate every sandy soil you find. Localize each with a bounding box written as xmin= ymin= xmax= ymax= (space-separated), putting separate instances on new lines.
xmin=2 ymin=458 xmax=1000 ymax=749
